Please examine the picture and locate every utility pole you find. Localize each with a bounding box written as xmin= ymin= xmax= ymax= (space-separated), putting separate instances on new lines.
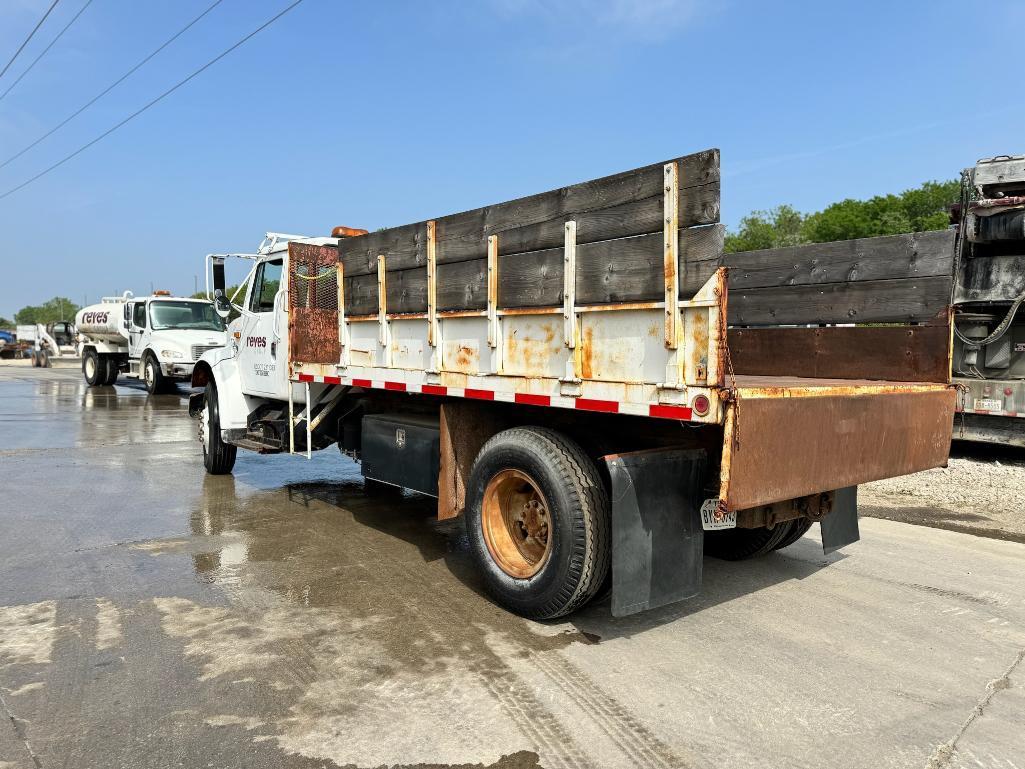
xmin=194 ymin=275 xmax=198 ymax=296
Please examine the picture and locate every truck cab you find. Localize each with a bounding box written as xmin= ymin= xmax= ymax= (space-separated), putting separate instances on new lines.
xmin=78 ymin=292 xmax=228 ymax=393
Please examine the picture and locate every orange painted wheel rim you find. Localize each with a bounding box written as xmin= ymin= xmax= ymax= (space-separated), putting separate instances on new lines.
xmin=481 ymin=469 xmax=552 ymax=579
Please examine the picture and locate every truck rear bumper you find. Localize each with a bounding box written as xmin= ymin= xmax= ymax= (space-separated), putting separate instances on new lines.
xmin=720 ymin=378 xmax=956 ymax=511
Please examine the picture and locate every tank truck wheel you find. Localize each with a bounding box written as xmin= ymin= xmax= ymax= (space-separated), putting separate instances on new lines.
xmin=704 ymin=521 xmax=795 ymax=561
xmin=466 ymin=426 xmax=610 ymax=620
xmin=143 ymin=354 xmax=164 ymax=394
xmin=201 ymin=380 xmax=236 ymax=475
xmin=83 ymin=350 xmax=102 ymax=386
xmin=101 ymin=356 xmax=120 ymax=386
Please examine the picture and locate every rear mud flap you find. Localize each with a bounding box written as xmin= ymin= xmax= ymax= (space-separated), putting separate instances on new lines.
xmin=605 ymin=448 xmax=706 ymax=617
xmin=821 ymin=486 xmax=859 ymax=554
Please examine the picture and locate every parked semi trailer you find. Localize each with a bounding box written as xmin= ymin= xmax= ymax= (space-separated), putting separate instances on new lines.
xmin=77 ymin=291 xmax=227 ymax=393
xmin=190 ymin=149 xmax=956 ymax=618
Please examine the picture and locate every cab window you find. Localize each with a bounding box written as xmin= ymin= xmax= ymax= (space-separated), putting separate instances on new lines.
xmin=133 ymin=303 xmax=147 ymax=328
xmin=249 ymin=260 xmax=283 ymax=313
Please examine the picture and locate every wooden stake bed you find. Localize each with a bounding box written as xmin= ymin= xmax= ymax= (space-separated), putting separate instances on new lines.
xmin=283 ymin=149 xmax=958 ymax=509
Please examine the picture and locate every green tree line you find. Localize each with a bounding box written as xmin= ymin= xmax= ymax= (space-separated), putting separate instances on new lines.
xmin=725 ymin=179 xmax=959 ymax=253
xmin=11 ymin=297 xmax=81 ymax=326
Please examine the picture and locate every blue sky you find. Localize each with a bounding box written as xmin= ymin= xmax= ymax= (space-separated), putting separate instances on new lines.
xmin=1 ymin=0 xmax=1022 ymax=317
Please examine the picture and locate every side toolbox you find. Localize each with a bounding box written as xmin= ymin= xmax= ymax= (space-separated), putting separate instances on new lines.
xmin=361 ymin=413 xmax=440 ymax=496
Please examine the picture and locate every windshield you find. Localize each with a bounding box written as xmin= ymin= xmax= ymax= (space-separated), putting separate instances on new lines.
xmin=149 ymin=301 xmax=225 ymax=332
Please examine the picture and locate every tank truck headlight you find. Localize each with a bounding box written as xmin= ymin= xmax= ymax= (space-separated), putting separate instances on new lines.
xmin=161 ymin=350 xmax=183 ymax=359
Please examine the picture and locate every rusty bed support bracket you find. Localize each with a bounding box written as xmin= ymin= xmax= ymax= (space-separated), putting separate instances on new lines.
xmin=562 ymin=220 xmax=581 ymax=383
xmin=377 ymin=254 xmax=389 ymax=363
xmin=337 ymin=260 xmax=348 ymax=368
xmin=426 ymin=220 xmax=440 ymax=376
xmin=487 ymin=234 xmax=501 ymax=375
xmin=606 ymin=446 xmax=706 ymax=617
xmin=663 ymin=161 xmax=681 ymax=350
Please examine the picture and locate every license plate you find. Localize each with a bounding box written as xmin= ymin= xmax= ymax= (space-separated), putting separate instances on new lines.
xmin=700 ymin=498 xmax=736 ymax=531
xmin=974 ymin=398 xmax=1002 ymax=412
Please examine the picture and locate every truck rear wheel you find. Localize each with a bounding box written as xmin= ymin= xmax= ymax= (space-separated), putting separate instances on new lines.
xmin=83 ymin=350 xmax=102 ymax=386
xmin=143 ymin=354 xmax=164 ymax=394
xmin=704 ymin=521 xmax=795 ymax=561
xmin=773 ymin=518 xmax=813 ymax=550
xmin=101 ymin=356 xmax=120 ymax=386
xmin=201 ymin=381 xmax=236 ymax=475
xmin=466 ymin=427 xmax=610 ymax=620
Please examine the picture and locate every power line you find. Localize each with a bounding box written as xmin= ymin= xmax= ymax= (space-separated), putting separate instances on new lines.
xmin=0 ymin=0 xmax=305 ymax=202
xmin=0 ymin=0 xmax=225 ymax=171
xmin=0 ymin=0 xmax=94 ymax=103
xmin=0 ymin=0 xmax=62 ymax=81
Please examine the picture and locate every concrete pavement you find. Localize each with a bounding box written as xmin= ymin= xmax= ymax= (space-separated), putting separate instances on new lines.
xmin=0 ymin=365 xmax=1023 ymax=768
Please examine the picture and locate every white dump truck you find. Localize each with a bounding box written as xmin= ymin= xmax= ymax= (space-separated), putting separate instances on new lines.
xmin=188 ymin=152 xmax=956 ymax=620
xmin=76 ymin=291 xmax=227 ymax=393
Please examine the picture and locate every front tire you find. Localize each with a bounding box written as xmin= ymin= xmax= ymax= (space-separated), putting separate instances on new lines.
xmin=201 ymin=380 xmax=236 ymax=475
xmin=466 ymin=426 xmax=610 ymax=620
xmin=143 ymin=354 xmax=164 ymax=394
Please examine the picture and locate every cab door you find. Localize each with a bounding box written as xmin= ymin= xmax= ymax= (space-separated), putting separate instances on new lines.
xmin=238 ymin=258 xmax=287 ymax=399
xmin=128 ymin=302 xmax=147 ymax=359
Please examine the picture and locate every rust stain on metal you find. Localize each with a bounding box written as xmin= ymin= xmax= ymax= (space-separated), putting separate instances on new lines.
xmin=503 ymin=322 xmax=560 ymax=378
xmin=720 ymin=386 xmax=955 ymax=511
xmin=580 ymin=326 xmax=594 ymax=380
xmin=288 ymin=242 xmax=340 ymax=365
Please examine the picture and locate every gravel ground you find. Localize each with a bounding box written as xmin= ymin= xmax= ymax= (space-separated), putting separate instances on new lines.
xmin=862 ymin=441 xmax=1025 ymax=544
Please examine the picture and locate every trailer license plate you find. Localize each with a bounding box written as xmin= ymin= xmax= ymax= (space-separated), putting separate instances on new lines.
xmin=700 ymin=499 xmax=736 ymax=531
xmin=974 ymin=398 xmax=1002 ymax=412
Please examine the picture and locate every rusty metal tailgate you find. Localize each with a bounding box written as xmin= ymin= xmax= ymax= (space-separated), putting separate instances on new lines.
xmin=720 ymin=378 xmax=955 ymax=511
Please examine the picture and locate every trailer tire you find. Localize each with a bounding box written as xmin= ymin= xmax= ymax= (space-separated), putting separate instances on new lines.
xmin=466 ymin=426 xmax=610 ymax=620
xmin=83 ymin=350 xmax=102 ymax=386
xmin=772 ymin=518 xmax=813 ymax=551
xmin=704 ymin=521 xmax=794 ymax=561
xmin=101 ymin=356 xmax=120 ymax=386
xmin=201 ymin=381 xmax=236 ymax=475
xmin=143 ymin=354 xmax=164 ymax=394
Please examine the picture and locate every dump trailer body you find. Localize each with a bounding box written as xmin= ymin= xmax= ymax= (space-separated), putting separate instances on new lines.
xmin=194 ymin=148 xmax=956 ymax=618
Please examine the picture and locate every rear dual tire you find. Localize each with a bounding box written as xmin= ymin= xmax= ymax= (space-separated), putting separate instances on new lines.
xmin=465 ymin=427 xmax=610 ymax=620
xmin=704 ymin=518 xmax=814 ymax=561
xmin=84 ymin=352 xmax=122 ymax=387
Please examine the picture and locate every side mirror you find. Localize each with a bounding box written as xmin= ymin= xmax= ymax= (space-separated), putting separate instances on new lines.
xmin=123 ymin=304 xmax=131 ymax=323
xmin=213 ymin=289 xmax=232 ymax=319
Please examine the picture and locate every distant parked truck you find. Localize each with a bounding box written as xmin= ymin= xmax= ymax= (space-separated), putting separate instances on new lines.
xmin=950 ymin=155 xmax=1025 ymax=448
xmin=76 ymin=291 xmax=227 ymax=393
xmin=190 ymin=150 xmax=957 ymax=619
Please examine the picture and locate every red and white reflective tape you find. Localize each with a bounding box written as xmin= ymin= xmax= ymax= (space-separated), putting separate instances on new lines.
xmin=294 ymin=373 xmax=693 ymax=421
